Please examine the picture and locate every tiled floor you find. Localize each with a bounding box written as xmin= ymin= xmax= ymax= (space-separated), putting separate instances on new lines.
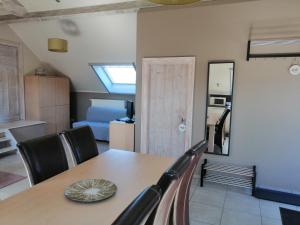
xmin=0 ymin=150 xmax=299 ymax=225
xmin=189 ymin=179 xmax=300 ymax=225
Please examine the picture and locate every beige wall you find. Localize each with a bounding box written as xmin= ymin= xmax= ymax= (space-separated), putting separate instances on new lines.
xmin=136 ymin=0 xmax=300 ymax=192
xmin=0 ymin=24 xmax=41 ymax=75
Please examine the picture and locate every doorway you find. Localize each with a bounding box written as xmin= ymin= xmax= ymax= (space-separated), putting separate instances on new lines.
xmin=0 ymin=42 xmax=22 ymax=122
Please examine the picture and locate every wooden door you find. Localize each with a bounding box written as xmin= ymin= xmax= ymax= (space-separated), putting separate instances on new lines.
xmin=0 ymin=44 xmax=20 ymax=122
xmin=141 ymin=57 xmax=195 ymax=157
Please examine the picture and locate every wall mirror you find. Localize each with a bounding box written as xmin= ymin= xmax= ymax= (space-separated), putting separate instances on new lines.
xmin=205 ymin=61 xmax=234 ymax=156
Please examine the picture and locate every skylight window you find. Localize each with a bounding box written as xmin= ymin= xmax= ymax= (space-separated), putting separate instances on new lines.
xmin=103 ymin=65 xmax=136 ymax=85
xmin=90 ymin=63 xmax=136 ymax=95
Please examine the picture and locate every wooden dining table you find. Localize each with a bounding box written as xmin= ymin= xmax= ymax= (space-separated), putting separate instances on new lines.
xmin=0 ymin=149 xmax=175 ymax=225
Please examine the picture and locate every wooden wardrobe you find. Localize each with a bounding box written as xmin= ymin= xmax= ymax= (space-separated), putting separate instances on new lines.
xmin=24 ymin=75 xmax=70 ymax=134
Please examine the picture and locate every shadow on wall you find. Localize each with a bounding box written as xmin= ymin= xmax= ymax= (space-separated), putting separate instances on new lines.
xmin=59 ymin=19 xmax=81 ymax=36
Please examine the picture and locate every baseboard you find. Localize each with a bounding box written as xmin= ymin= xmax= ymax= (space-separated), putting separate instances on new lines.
xmin=254 ymin=188 xmax=300 ymax=206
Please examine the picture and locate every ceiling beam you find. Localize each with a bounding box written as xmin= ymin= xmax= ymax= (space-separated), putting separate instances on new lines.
xmin=0 ymin=1 xmax=156 ymax=24
xmin=1 ymin=0 xmax=27 ymax=17
xmin=0 ymin=0 xmax=261 ymax=24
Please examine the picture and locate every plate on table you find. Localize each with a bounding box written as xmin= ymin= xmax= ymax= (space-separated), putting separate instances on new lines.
xmin=64 ymin=179 xmax=117 ymax=203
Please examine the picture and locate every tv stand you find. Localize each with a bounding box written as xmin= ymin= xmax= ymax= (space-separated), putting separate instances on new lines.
xmin=109 ymin=120 xmax=135 ymax=151
xmin=116 ymin=117 xmax=135 ymax=124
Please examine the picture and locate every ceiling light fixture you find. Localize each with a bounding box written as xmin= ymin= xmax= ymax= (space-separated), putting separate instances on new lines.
xmin=48 ymin=38 xmax=68 ymax=53
xmin=148 ymin=0 xmax=200 ymax=5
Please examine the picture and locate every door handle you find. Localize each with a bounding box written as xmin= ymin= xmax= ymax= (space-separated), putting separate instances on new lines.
xmin=179 ymin=118 xmax=186 ymax=133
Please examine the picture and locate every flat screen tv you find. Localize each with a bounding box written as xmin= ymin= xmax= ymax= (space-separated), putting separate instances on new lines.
xmin=125 ymin=101 xmax=134 ymax=123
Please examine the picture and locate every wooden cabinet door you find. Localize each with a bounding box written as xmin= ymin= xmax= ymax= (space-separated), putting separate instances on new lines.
xmin=109 ymin=121 xmax=135 ymax=151
xmin=55 ymin=105 xmax=70 ymax=133
xmin=55 ymin=78 xmax=69 ymax=106
xmin=38 ymin=77 xmax=56 ymax=107
xmin=40 ymin=106 xmax=56 ymax=134
xmin=24 ymin=76 xmax=40 ymax=120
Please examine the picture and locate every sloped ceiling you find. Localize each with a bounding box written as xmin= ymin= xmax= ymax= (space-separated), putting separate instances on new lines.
xmin=10 ymin=12 xmax=137 ymax=92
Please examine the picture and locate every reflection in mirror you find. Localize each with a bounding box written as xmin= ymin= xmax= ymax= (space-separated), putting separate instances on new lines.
xmin=205 ymin=62 xmax=234 ymax=156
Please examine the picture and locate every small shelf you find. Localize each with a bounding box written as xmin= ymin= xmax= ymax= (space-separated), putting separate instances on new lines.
xmin=0 ymin=137 xmax=10 ymax=143
xmin=201 ymin=159 xmax=256 ymax=195
xmin=247 ymin=40 xmax=300 ymax=61
xmin=205 ymin=174 xmax=252 ymax=189
xmin=0 ymin=129 xmax=17 ymax=154
xmin=205 ymin=163 xmax=254 ymax=177
xmin=0 ymin=146 xmax=16 ymax=154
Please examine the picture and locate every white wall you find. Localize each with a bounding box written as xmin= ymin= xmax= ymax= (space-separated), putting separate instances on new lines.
xmin=10 ymin=12 xmax=137 ymax=92
xmin=209 ymin=63 xmax=233 ymax=95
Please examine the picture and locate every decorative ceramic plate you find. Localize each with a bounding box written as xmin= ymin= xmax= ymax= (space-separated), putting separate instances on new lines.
xmin=64 ymin=179 xmax=117 ymax=203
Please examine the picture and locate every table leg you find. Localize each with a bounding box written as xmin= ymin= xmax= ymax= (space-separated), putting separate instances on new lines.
xmin=208 ymin=125 xmax=215 ymax=153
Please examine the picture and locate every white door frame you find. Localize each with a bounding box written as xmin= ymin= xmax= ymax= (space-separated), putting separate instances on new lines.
xmin=141 ymin=57 xmax=195 ymax=155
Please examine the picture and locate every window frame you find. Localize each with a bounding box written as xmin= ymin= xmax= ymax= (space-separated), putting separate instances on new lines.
xmin=90 ymin=63 xmax=136 ymax=95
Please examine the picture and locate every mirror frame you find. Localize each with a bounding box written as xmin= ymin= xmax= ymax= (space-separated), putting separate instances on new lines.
xmin=204 ymin=60 xmax=235 ymax=156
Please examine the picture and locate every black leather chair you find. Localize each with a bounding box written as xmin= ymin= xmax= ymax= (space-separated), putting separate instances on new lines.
xmin=185 ymin=140 xmax=208 ymax=157
xmin=62 ymin=126 xmax=99 ymax=164
xmin=172 ymin=140 xmax=207 ymax=225
xmin=148 ymin=154 xmax=192 ymax=225
xmin=214 ymin=108 xmax=231 ymax=150
xmin=112 ymin=185 xmax=162 ymax=225
xmin=18 ymin=134 xmax=69 ymax=185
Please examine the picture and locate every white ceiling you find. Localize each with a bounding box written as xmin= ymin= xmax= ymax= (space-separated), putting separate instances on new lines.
xmin=10 ymin=12 xmax=137 ymax=92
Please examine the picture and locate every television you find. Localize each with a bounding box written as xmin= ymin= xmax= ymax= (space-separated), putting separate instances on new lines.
xmin=125 ymin=101 xmax=135 ymax=123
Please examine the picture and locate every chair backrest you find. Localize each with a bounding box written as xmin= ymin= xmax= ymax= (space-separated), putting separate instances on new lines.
xmin=173 ymin=140 xmax=208 ymax=225
xmin=112 ymin=185 xmax=161 ymax=225
xmin=149 ymin=154 xmax=191 ymax=225
xmin=216 ymin=108 xmax=230 ymax=130
xmin=62 ymin=126 xmax=99 ymax=164
xmin=17 ymin=134 xmax=68 ymax=185
xmin=185 ymin=140 xmax=208 ymax=157
xmin=215 ymin=108 xmax=231 ymax=149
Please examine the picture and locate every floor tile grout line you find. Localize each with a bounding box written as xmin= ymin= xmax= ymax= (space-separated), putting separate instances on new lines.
xmin=219 ymin=188 xmax=228 ymax=225
xmin=259 ymin=199 xmax=263 ymax=225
